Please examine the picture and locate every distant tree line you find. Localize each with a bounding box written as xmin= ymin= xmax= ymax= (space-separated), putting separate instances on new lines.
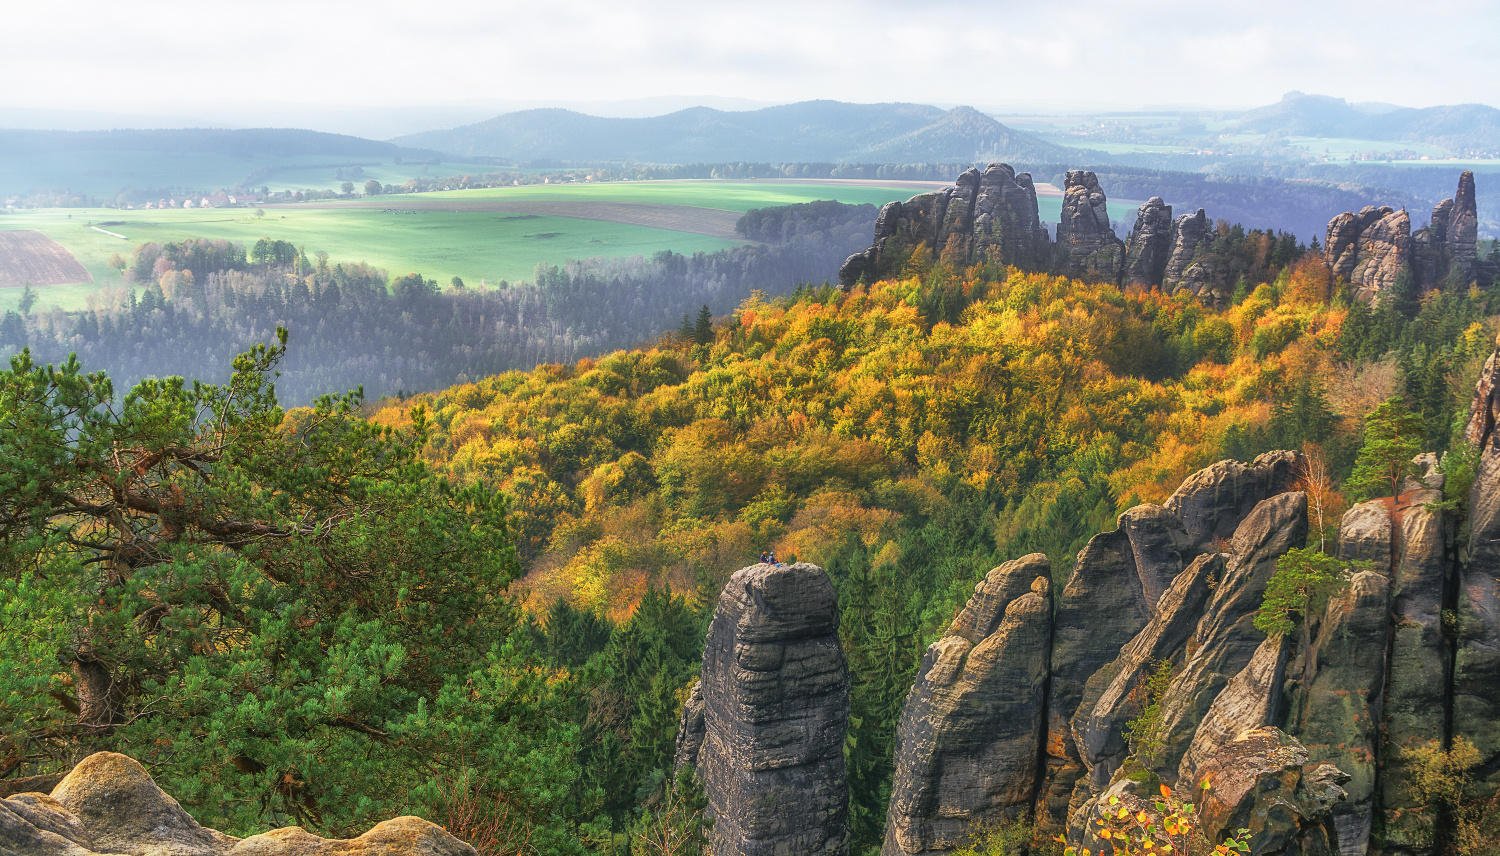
xmin=0 ymin=211 xmax=873 ymax=405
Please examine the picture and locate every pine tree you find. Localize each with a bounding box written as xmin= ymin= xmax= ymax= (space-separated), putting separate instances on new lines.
xmin=693 ymin=305 xmax=713 ymax=346
xmin=1345 ymin=396 xmax=1426 ymax=503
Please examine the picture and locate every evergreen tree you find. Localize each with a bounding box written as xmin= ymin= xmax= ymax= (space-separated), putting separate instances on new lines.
xmin=694 ymin=305 xmax=713 ymax=346
xmin=1345 ymin=396 xmax=1426 ymax=502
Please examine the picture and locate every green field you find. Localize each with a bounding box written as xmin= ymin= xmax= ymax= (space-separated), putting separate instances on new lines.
xmin=0 ymin=181 xmax=940 ymax=313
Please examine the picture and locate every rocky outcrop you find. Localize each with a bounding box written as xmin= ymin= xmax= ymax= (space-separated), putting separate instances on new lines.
xmin=1326 ymin=207 xmax=1390 ymax=284
xmin=882 ymin=556 xmax=1053 ymax=856
xmin=674 ymin=681 xmax=707 ymax=773
xmin=1124 ymin=197 xmax=1174 ymax=287
xmin=1349 ymin=208 xmax=1412 ymax=302
xmin=0 ymin=752 xmax=474 ymax=856
xmin=1073 ymin=552 xmax=1219 ymax=791
xmin=1151 ymin=491 xmax=1308 ymax=778
xmin=693 ymin=562 xmax=850 ymax=856
xmin=1455 ymin=344 xmax=1500 ymax=811
xmin=1178 ymin=635 xmax=1289 ymax=786
xmin=1056 ymin=170 xmax=1126 ymax=283
xmin=1164 ymin=450 xmax=1304 ymax=555
xmin=1193 ymin=729 xmax=1347 ymax=856
xmin=1037 ymin=505 xmax=1195 ymax=830
xmin=1291 ymin=570 xmax=1391 ymax=856
xmin=1449 ymin=170 xmax=1479 ymax=281
xmin=1162 ymin=209 xmax=1214 ymax=294
xmin=839 ymin=163 xmax=1050 ymax=287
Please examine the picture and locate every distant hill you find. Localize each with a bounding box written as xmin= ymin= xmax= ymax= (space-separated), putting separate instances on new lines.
xmin=1236 ymin=92 xmax=1500 ymax=153
xmin=0 ymin=127 xmax=437 ymax=159
xmin=392 ymin=100 xmax=1077 ymax=164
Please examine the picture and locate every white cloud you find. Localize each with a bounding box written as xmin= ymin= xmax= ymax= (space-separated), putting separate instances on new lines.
xmin=2 ymin=0 xmax=1496 ymax=124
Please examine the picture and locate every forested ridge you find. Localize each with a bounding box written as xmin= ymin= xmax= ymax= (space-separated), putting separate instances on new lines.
xmin=3 ymin=215 xmax=1498 ymax=854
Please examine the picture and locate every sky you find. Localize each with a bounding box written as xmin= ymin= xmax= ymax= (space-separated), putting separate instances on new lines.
xmin=4 ymin=0 xmax=1498 ymax=136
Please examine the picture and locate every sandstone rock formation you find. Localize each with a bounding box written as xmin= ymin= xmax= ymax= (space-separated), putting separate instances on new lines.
xmin=1292 ymin=570 xmax=1390 ymax=856
xmin=1164 ymin=450 xmax=1304 ymax=555
xmin=1162 ymin=208 xmax=1215 ymax=299
xmin=1151 ymin=491 xmax=1308 ymax=778
xmin=1056 ymin=170 xmax=1126 ymax=283
xmin=882 ymin=556 xmax=1052 ymax=856
xmin=0 ymin=752 xmax=473 ymax=856
xmin=1449 ymin=170 xmax=1479 ymax=281
xmin=1124 ymin=197 xmax=1174 ymax=287
xmin=839 ymin=163 xmax=1050 ymax=287
xmin=1323 ymin=205 xmax=1412 ymax=302
xmin=1178 ymin=634 xmax=1289 ymax=786
xmin=1193 ymin=728 xmax=1347 ymax=856
xmin=687 ymin=562 xmax=850 ymax=856
xmin=1455 ymin=343 xmax=1500 ymax=812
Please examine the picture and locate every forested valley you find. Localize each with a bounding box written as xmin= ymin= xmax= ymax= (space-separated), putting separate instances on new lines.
xmin=4 ymin=199 xmax=1500 ymax=855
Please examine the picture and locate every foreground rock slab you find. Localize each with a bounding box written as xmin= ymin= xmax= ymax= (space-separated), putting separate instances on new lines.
xmin=0 ymin=752 xmax=475 ymax=856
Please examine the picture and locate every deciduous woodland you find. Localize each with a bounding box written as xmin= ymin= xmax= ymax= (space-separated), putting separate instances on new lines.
xmin=3 ymin=185 xmax=1499 ymax=856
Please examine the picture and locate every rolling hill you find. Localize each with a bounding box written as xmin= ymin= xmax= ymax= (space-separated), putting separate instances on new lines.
xmin=1236 ymin=91 xmax=1500 ymax=153
xmin=392 ymin=100 xmax=1079 ymax=164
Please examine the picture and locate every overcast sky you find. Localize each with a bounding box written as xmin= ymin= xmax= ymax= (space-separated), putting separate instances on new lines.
xmin=5 ymin=0 xmax=1498 ymax=133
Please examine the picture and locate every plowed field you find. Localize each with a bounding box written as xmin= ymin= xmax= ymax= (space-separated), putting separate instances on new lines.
xmin=0 ymin=230 xmax=93 ymax=287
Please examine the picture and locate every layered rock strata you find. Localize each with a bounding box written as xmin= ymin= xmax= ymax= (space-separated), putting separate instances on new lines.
xmin=882 ymin=556 xmax=1053 ymax=856
xmin=0 ymin=751 xmax=473 ymax=856
xmin=1056 ymin=170 xmax=1126 ymax=282
xmin=1162 ymin=208 xmax=1215 ymax=299
xmin=682 ymin=562 xmax=851 ymax=856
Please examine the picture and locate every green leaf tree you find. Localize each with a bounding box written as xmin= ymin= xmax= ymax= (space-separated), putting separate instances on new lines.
xmin=1254 ymin=548 xmax=1359 ymax=725
xmin=0 ymin=331 xmax=591 ymax=848
xmin=1345 ymin=396 xmax=1425 ymax=503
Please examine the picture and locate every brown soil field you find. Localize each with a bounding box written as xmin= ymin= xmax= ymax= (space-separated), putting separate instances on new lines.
xmin=0 ymin=230 xmax=94 ymax=287
xmin=287 ymin=199 xmax=745 ymax=240
xmin=757 ymin=178 xmax=1065 ymax=197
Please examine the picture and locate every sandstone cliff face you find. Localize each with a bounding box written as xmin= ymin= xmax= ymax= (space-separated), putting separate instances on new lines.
xmin=1456 ymin=344 xmax=1500 ymax=812
xmin=691 ymin=562 xmax=850 ymax=856
xmin=0 ymin=752 xmax=473 ymax=856
xmin=1056 ymin=171 xmax=1126 ymax=283
xmin=1164 ymin=450 xmax=1304 ymax=555
xmin=839 ymin=163 xmax=1050 ymax=287
xmin=1449 ymin=170 xmax=1479 ymax=281
xmin=1124 ymin=197 xmax=1174 ymax=287
xmin=1349 ymin=208 xmax=1412 ymax=302
xmin=882 ymin=556 xmax=1053 ymax=856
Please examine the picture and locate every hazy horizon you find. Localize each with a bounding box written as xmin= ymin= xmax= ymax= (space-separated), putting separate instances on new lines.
xmin=5 ymin=0 xmax=1497 ymax=139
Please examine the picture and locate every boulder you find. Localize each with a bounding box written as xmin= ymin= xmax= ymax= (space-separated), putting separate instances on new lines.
xmin=1151 ymin=492 xmax=1308 ymax=778
xmin=1193 ymin=728 xmax=1347 ymax=856
xmin=882 ymin=557 xmax=1053 ymax=856
xmin=1056 ymin=170 xmax=1126 ymax=283
xmin=695 ymin=562 xmax=850 ymax=856
xmin=1164 ymin=451 xmax=1305 ymax=555
xmin=1288 ymin=571 xmax=1391 ymax=856
xmin=1124 ymin=197 xmax=1174 ymax=287
xmin=0 ymin=752 xmax=474 ymax=856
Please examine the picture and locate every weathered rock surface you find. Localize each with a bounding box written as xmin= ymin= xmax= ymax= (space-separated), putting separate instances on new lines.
xmin=1162 ymin=209 xmax=1215 ymax=297
xmin=882 ymin=556 xmax=1052 ymax=856
xmin=1152 ymin=492 xmax=1308 ymax=778
xmin=840 ymin=163 xmax=1050 ymax=287
xmin=1178 ymin=634 xmax=1289 ymax=786
xmin=0 ymin=752 xmax=474 ymax=856
xmin=1074 ymin=553 xmax=1220 ymax=793
xmin=1056 ymin=170 xmax=1126 ymax=283
xmin=1037 ymin=506 xmax=1194 ymax=830
xmin=1124 ymin=197 xmax=1174 ymax=287
xmin=695 ymin=562 xmax=850 ymax=856
xmin=1455 ymin=344 xmax=1500 ymax=810
xmin=673 ymin=681 xmax=707 ymax=773
xmin=1164 ymin=450 xmax=1305 ymax=554
xmin=1448 ymin=170 xmax=1479 ymax=281
xmin=1326 ymin=207 xmax=1390 ymax=284
xmin=1194 ymin=729 xmax=1347 ymax=856
xmin=1289 ymin=571 xmax=1391 ymax=856
xmin=1337 ymin=500 xmax=1393 ymax=570
xmin=1348 ymin=208 xmax=1412 ymax=303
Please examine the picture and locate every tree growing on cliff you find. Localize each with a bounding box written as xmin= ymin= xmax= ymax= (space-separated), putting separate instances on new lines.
xmin=1345 ymin=396 xmax=1425 ymax=503
xmin=0 ymin=332 xmax=591 ymax=848
xmin=1254 ymin=548 xmax=1358 ymax=724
